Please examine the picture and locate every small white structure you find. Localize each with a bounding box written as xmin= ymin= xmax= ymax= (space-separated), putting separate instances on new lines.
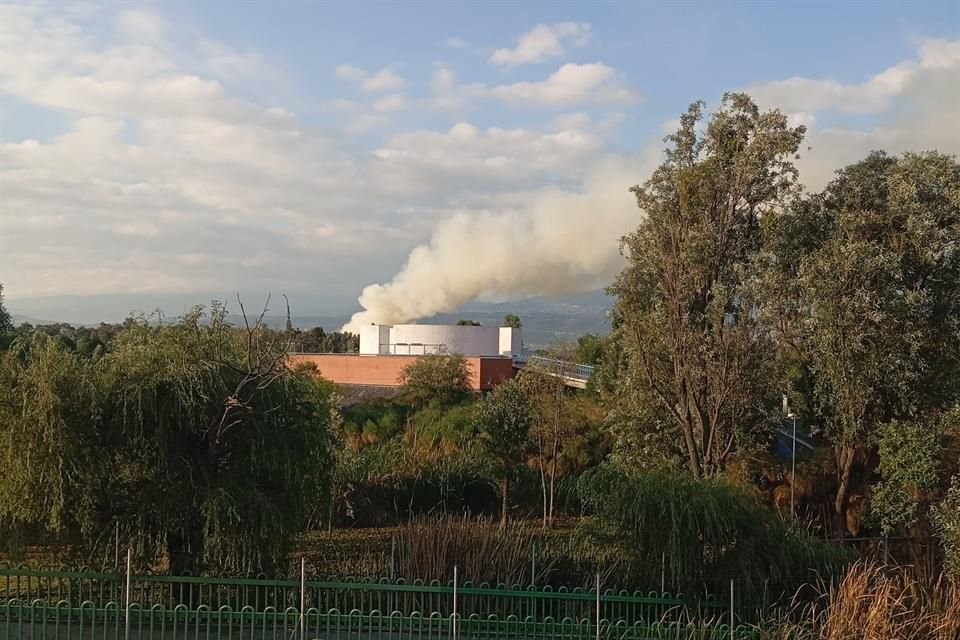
xmin=358 ymin=323 xmax=520 ymax=357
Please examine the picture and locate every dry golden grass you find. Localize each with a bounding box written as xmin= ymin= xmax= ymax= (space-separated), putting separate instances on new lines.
xmin=762 ymin=561 xmax=959 ymax=640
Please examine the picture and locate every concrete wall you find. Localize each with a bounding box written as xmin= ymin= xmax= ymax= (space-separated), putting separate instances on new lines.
xmin=358 ymin=325 xmax=391 ymax=355
xmin=498 ymin=327 xmax=520 ymax=357
xmin=358 ymin=324 xmax=521 ymax=357
xmin=289 ymin=354 xmax=515 ymax=390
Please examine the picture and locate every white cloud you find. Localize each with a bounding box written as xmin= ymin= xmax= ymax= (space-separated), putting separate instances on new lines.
xmin=443 ymin=37 xmax=469 ymax=49
xmin=361 ymin=68 xmax=406 ymax=93
xmin=116 ymin=10 xmax=166 ymax=43
xmin=372 ymin=93 xmax=408 ymax=113
xmin=490 ymin=22 xmax=591 ymax=68
xmin=113 ymin=222 xmax=161 ymax=237
xmin=427 ymin=67 xmax=486 ymax=110
xmin=490 ymin=63 xmax=639 ymax=107
xmin=369 ymin=121 xmax=606 ymax=191
xmin=334 ymin=64 xmax=367 ymax=82
xmin=335 ymin=64 xmax=406 ymax=92
xmin=746 ymin=38 xmax=960 ymax=189
xmin=199 ymin=40 xmax=271 ymax=81
xmin=427 ymin=63 xmax=638 ymax=110
xmin=0 ymin=4 xmax=626 ymax=303
xmin=748 ymin=38 xmax=960 ymax=114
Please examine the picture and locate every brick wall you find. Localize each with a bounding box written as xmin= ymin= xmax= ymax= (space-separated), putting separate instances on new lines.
xmin=288 ymin=354 xmax=516 ymax=391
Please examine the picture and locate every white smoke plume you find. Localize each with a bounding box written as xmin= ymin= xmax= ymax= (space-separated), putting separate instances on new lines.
xmin=343 ymin=156 xmax=649 ymax=332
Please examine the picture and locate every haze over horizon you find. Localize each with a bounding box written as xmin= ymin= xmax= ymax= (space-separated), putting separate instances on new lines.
xmin=2 ymin=1 xmax=958 ymax=324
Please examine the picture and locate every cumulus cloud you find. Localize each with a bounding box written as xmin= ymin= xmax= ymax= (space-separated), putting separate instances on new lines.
xmin=5 ymin=0 xmax=957 ymax=327
xmin=490 ymin=22 xmax=591 ymax=68
xmin=334 ymin=65 xmax=406 ymax=92
xmin=346 ymin=39 xmax=960 ymax=328
xmin=372 ymin=93 xmax=408 ymax=113
xmin=370 ymin=121 xmax=605 ymax=186
xmin=335 ymin=64 xmax=367 ymax=82
xmin=427 ymin=63 xmax=638 ymax=110
xmin=748 ymin=39 xmax=960 ymax=115
xmin=747 ymin=38 xmax=960 ymax=189
xmin=489 ymin=62 xmax=639 ymax=107
xmin=0 ymin=4 xmax=622 ymax=303
xmin=362 ymin=69 xmax=406 ymax=92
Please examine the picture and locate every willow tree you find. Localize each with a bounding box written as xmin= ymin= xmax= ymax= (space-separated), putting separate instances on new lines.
xmin=99 ymin=303 xmax=333 ymax=573
xmin=0 ymin=283 xmax=12 ymax=349
xmin=0 ymin=302 xmax=334 ymax=573
xmin=610 ymin=94 xmax=805 ymax=478
xmin=0 ymin=333 xmax=102 ymax=552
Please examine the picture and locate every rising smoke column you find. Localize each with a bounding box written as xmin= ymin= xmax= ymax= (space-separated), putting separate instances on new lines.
xmin=343 ymin=158 xmax=648 ymax=332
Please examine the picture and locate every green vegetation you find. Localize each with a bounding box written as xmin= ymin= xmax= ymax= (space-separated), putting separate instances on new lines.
xmin=580 ymin=467 xmax=850 ymax=602
xmin=0 ymin=283 xmax=12 ymax=346
xmin=0 ymin=304 xmax=333 ymax=574
xmin=473 ymin=378 xmax=534 ymax=526
xmin=502 ymin=313 xmax=522 ymax=329
xmin=1 ymin=93 xmax=959 ymax=626
xmin=289 ymin=325 xmax=359 ymax=353
xmin=399 ymin=352 xmax=471 ymax=407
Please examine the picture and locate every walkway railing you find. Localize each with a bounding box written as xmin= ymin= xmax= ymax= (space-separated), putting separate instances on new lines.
xmin=514 ymin=355 xmax=595 ymax=385
xmin=1 ymin=566 xmax=760 ymax=639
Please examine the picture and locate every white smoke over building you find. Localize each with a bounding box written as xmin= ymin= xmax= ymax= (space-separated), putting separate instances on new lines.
xmin=343 ymin=156 xmax=650 ymax=332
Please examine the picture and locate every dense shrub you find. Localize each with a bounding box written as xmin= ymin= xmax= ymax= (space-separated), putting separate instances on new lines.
xmin=579 ymin=466 xmax=852 ymax=602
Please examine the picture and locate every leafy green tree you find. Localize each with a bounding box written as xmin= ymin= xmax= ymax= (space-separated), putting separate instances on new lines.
xmin=0 ymin=334 xmax=102 ymax=551
xmin=473 ymin=378 xmax=533 ymax=527
xmin=0 ymin=303 xmax=334 ymax=573
xmin=502 ymin=314 xmax=522 ymax=329
xmin=285 ymin=326 xmax=359 ymax=353
xmin=456 ymin=319 xmax=481 ymax=326
xmin=932 ymin=475 xmax=960 ymax=579
xmin=795 ymin=152 xmax=960 ymax=533
xmin=400 ymin=354 xmax=471 ymax=407
xmin=0 ymin=283 xmax=13 ymax=348
xmin=610 ymin=94 xmax=805 ymax=478
xmin=574 ymin=333 xmax=606 ymax=366
xmin=871 ymin=421 xmax=942 ymax=535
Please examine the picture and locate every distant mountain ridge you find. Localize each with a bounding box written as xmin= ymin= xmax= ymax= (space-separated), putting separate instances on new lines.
xmin=8 ymin=290 xmax=613 ymax=347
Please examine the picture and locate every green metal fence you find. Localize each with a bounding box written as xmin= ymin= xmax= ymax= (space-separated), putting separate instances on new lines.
xmin=1 ymin=567 xmax=760 ymax=639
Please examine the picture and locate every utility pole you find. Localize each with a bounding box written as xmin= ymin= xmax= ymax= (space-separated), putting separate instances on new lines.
xmin=789 ymin=411 xmax=797 ymax=520
xmin=783 ymin=394 xmax=798 ymax=521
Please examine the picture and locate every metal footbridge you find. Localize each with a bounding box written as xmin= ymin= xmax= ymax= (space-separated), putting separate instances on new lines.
xmin=512 ymin=355 xmax=594 ymax=389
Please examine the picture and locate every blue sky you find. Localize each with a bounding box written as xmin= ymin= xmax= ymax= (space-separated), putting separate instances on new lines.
xmin=1 ymin=1 xmax=958 ymax=322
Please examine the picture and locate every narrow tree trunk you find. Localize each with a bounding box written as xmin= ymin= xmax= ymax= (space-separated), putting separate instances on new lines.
xmin=500 ymin=475 xmax=510 ymax=528
xmin=680 ymin=410 xmax=703 ymax=480
xmin=833 ymin=446 xmax=856 ymax=538
xmin=538 ymin=455 xmax=548 ymax=529
xmin=548 ymin=381 xmax=563 ymax=526
xmin=167 ymin=525 xmax=203 ymax=576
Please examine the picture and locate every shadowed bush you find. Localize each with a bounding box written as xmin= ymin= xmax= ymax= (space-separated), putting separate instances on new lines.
xmin=579 ymin=466 xmax=852 ymax=606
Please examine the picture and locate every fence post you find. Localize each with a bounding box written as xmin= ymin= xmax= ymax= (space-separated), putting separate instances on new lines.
xmin=660 ymin=552 xmax=665 ymax=594
xmin=531 ymin=542 xmax=536 ymax=587
xmin=125 ymin=547 xmax=132 ymax=640
xmin=452 ymin=564 xmax=458 ymax=640
xmin=729 ymin=579 xmax=734 ymax=640
xmin=391 ymin=534 xmax=396 ymax=580
xmin=114 ymin=523 xmax=119 ymax=570
xmin=595 ymin=573 xmax=601 ymax=640
xmin=300 ymin=557 xmax=306 ymax=640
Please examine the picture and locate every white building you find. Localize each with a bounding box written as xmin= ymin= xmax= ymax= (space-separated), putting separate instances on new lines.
xmin=358 ymin=323 xmax=521 ymax=357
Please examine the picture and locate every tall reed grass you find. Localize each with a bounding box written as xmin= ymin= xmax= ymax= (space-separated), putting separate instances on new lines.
xmin=761 ymin=561 xmax=959 ymax=640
